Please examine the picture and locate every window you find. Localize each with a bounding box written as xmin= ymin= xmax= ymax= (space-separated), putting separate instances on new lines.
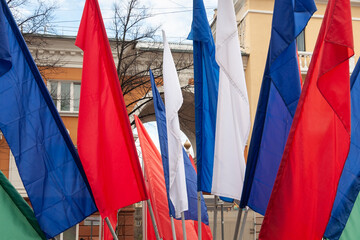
xmin=296 ymin=30 xmax=305 ymax=52
xmin=48 ymin=81 xmax=81 ymax=113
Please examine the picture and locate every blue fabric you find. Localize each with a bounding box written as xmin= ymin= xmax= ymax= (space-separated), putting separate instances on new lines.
xmin=324 ymin=58 xmax=360 ymax=240
xmin=240 ymin=0 xmax=316 ymax=214
xmin=150 ymin=70 xmax=209 ymax=225
xmin=188 ymin=0 xmax=219 ymax=194
xmin=0 ymin=0 xmax=97 ymax=238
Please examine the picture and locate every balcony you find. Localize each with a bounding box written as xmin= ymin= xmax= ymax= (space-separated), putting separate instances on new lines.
xmin=298 ymin=51 xmax=356 ymax=74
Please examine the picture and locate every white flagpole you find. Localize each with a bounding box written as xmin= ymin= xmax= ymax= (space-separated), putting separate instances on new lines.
xmin=147 ymin=199 xmax=162 ymax=240
xmin=213 ymin=195 xmax=218 ymax=240
xmin=184 ymin=140 xmax=201 ymax=240
xmin=105 ymin=217 xmax=118 ymax=240
xmin=170 ymin=216 xmax=177 ymax=240
xmin=181 ymin=212 xmax=187 ymax=240
xmin=98 ymin=215 xmax=102 ymax=240
xmin=238 ymin=207 xmax=249 ymax=240
xmin=233 ymin=208 xmax=243 ymax=240
xmin=143 ymin=201 xmax=147 ymax=240
xmin=220 ymin=200 xmax=224 ymax=240
xmin=198 ymin=191 xmax=202 ymax=240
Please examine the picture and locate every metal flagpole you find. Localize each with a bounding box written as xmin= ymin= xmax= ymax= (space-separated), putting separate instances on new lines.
xmin=98 ymin=216 xmax=102 ymax=240
xmin=184 ymin=141 xmax=202 ymax=240
xmin=238 ymin=207 xmax=249 ymax=240
xmin=181 ymin=212 xmax=187 ymax=240
xmin=143 ymin=200 xmax=147 ymax=240
xmin=105 ymin=217 xmax=118 ymax=240
xmin=147 ymin=199 xmax=162 ymax=240
xmin=220 ymin=200 xmax=224 ymax=240
xmin=170 ymin=216 xmax=177 ymax=240
xmin=233 ymin=207 xmax=243 ymax=240
xmin=198 ymin=191 xmax=202 ymax=240
xmin=213 ymin=195 xmax=218 ymax=240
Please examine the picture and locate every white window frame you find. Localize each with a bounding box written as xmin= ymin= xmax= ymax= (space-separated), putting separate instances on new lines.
xmin=47 ymin=80 xmax=81 ymax=116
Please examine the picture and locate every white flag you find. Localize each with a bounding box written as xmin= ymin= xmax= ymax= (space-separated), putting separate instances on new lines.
xmin=212 ymin=0 xmax=251 ymax=200
xmin=162 ymin=30 xmax=188 ymax=217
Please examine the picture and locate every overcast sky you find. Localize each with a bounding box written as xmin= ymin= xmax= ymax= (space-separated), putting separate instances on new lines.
xmin=50 ymin=0 xmax=217 ymax=43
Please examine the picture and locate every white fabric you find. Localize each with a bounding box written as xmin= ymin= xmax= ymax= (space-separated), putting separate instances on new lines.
xmin=162 ymin=30 xmax=188 ymax=217
xmin=212 ymin=0 xmax=251 ymax=200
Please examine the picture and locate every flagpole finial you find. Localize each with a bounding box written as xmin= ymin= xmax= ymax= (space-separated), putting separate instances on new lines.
xmin=184 ymin=140 xmax=191 ymax=150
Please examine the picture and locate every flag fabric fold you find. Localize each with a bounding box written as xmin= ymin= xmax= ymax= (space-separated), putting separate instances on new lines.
xmin=150 ymin=69 xmax=209 ymax=225
xmin=135 ymin=115 xmax=198 ymax=240
xmin=0 ymin=170 xmax=46 ymax=240
xmin=324 ymin=58 xmax=360 ymax=240
xmin=240 ymin=0 xmax=316 ymax=214
xmin=0 ymin=0 xmax=97 ymax=237
xmin=188 ymin=0 xmax=219 ymax=194
xmin=76 ymin=0 xmax=147 ymax=221
xmin=212 ymin=0 xmax=251 ymax=200
xmin=259 ymin=0 xmax=354 ymax=238
xmin=162 ymin=30 xmax=188 ymax=218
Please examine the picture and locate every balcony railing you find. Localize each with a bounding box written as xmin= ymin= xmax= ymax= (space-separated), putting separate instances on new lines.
xmin=298 ymin=51 xmax=355 ymax=74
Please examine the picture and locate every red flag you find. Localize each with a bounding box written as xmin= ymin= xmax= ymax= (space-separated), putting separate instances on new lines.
xmin=259 ymin=0 xmax=353 ymax=239
xmin=75 ymin=0 xmax=147 ymax=220
xmin=135 ymin=115 xmax=197 ymax=239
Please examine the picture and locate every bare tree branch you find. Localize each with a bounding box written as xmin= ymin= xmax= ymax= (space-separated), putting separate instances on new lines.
xmin=110 ymin=0 xmax=193 ymax=126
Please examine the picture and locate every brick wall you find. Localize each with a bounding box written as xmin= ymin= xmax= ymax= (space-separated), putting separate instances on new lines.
xmin=78 ymin=205 xmax=136 ymax=240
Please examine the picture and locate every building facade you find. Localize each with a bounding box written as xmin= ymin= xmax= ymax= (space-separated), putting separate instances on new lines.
xmin=1 ymin=0 xmax=360 ymax=239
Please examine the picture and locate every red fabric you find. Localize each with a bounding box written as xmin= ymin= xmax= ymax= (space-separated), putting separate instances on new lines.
xmin=135 ymin=116 xmax=197 ymax=239
xmin=189 ymin=154 xmax=197 ymax=174
xmin=102 ymin=212 xmax=117 ymax=240
xmin=75 ymin=0 xmax=147 ymax=219
xmin=259 ymin=0 xmax=353 ymax=239
xmin=194 ymin=221 xmax=213 ymax=240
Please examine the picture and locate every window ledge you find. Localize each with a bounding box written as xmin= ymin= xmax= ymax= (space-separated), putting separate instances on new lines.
xmin=59 ymin=112 xmax=79 ymax=117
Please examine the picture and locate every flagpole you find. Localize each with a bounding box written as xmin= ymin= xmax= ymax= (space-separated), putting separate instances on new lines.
xmin=143 ymin=201 xmax=147 ymax=240
xmin=105 ymin=217 xmax=118 ymax=240
xmin=198 ymin=191 xmax=202 ymax=239
xmin=183 ymin=142 xmax=202 ymax=240
xmin=213 ymin=195 xmax=218 ymax=240
xmin=170 ymin=216 xmax=177 ymax=240
xmin=181 ymin=212 xmax=187 ymax=240
xmin=238 ymin=207 xmax=249 ymax=240
xmin=233 ymin=207 xmax=243 ymax=240
xmin=220 ymin=200 xmax=224 ymax=240
xmin=98 ymin=215 xmax=102 ymax=240
xmin=147 ymin=199 xmax=162 ymax=240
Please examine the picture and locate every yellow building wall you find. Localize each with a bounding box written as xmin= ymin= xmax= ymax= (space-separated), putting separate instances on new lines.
xmin=0 ymin=139 xmax=10 ymax=178
xmin=249 ymin=0 xmax=275 ymax=10
xmin=241 ymin=0 xmax=360 ymax=134
xmin=41 ymin=67 xmax=82 ymax=144
xmin=245 ymin=12 xmax=272 ymax=124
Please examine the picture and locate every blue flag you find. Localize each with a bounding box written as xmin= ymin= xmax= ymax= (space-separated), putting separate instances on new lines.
xmin=188 ymin=0 xmax=219 ymax=194
xmin=324 ymin=58 xmax=360 ymax=240
xmin=240 ymin=0 xmax=316 ymax=214
xmin=0 ymin=0 xmax=97 ymax=238
xmin=150 ymin=69 xmax=209 ymax=224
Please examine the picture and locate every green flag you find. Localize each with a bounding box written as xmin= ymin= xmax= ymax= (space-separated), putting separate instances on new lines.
xmin=0 ymin=170 xmax=45 ymax=239
xmin=339 ymin=194 xmax=360 ymax=240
